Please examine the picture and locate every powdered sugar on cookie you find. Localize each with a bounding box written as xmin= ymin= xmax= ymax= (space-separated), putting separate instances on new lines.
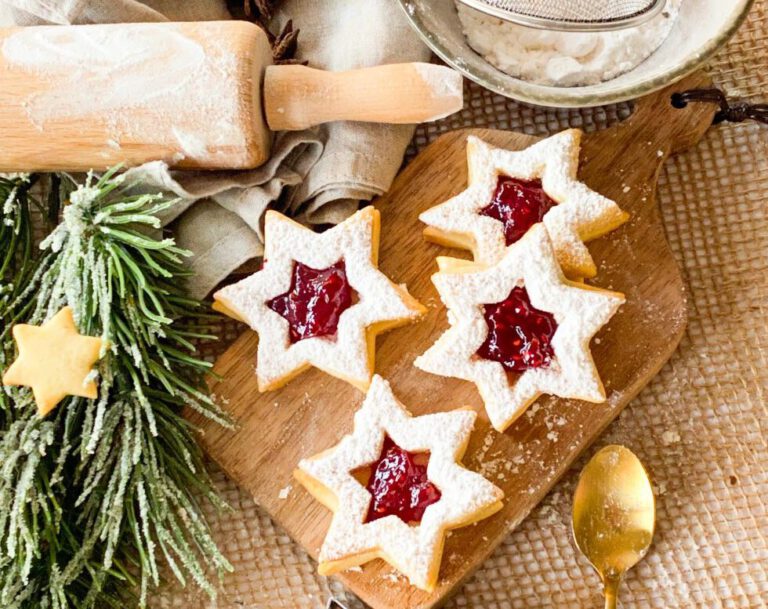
xmin=213 ymin=207 xmax=425 ymax=391
xmin=415 ymin=225 xmax=624 ymax=432
xmin=294 ymin=375 xmax=504 ymax=591
xmin=419 ymin=130 xmax=628 ymax=278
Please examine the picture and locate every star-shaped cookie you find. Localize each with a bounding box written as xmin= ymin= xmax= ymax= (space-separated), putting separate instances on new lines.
xmin=213 ymin=207 xmax=425 ymax=391
xmin=419 ymin=129 xmax=628 ymax=278
xmin=2 ymin=306 xmax=103 ymax=416
xmin=294 ymin=375 xmax=504 ymax=592
xmin=414 ymin=224 xmax=624 ymax=432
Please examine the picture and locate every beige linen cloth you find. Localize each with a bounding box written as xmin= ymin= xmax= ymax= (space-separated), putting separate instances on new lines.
xmin=3 ymin=0 xmax=430 ymax=298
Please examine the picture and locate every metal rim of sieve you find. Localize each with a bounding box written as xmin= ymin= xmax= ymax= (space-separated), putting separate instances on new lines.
xmin=455 ymin=0 xmax=668 ymax=32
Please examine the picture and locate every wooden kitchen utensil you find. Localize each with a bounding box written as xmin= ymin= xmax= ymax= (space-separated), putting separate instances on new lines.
xmin=189 ymin=72 xmax=715 ymax=609
xmin=0 ymin=21 xmax=462 ymax=172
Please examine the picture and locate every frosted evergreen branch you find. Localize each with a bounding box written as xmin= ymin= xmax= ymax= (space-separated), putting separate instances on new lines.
xmin=0 ymin=171 xmax=233 ymax=609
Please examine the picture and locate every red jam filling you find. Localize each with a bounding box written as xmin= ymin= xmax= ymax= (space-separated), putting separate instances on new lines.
xmin=476 ymin=286 xmax=558 ymax=372
xmin=364 ymin=436 xmax=441 ymax=524
xmin=480 ymin=176 xmax=556 ymax=246
xmin=267 ymin=260 xmax=355 ymax=343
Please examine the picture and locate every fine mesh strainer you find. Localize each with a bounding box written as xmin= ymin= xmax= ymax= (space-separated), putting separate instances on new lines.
xmin=456 ymin=0 xmax=667 ymax=31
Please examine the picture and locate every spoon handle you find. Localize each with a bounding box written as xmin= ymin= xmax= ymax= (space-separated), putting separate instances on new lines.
xmin=603 ymin=575 xmax=621 ymax=609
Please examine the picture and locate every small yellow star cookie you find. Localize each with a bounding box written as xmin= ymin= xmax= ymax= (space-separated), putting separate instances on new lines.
xmin=419 ymin=130 xmax=628 ymax=278
xmin=295 ymin=375 xmax=504 ymax=592
xmin=2 ymin=306 xmax=103 ymax=416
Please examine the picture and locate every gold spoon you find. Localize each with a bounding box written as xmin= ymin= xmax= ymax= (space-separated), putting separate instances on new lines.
xmin=572 ymin=445 xmax=655 ymax=609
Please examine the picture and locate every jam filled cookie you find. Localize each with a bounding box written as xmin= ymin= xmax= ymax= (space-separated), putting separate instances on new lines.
xmin=415 ymin=224 xmax=624 ymax=432
xmin=419 ymin=129 xmax=628 ymax=278
xmin=294 ymin=375 xmax=504 ymax=592
xmin=214 ymin=207 xmax=425 ymax=391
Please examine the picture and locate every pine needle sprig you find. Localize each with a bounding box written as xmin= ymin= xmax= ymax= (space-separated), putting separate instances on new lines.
xmin=1 ymin=174 xmax=33 ymax=281
xmin=0 ymin=174 xmax=62 ymax=608
xmin=0 ymin=173 xmax=48 ymax=426
xmin=0 ymin=170 xmax=232 ymax=609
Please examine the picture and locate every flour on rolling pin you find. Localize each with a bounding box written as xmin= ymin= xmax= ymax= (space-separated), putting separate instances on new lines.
xmin=2 ymin=23 xmax=247 ymax=164
xmin=412 ymin=63 xmax=463 ymax=111
xmin=0 ymin=21 xmax=462 ymax=172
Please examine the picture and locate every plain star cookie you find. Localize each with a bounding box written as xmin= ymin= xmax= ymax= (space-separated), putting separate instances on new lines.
xmin=414 ymin=224 xmax=624 ymax=432
xmin=213 ymin=207 xmax=425 ymax=391
xmin=419 ymin=129 xmax=628 ymax=278
xmin=2 ymin=306 xmax=103 ymax=416
xmin=294 ymin=375 xmax=504 ymax=592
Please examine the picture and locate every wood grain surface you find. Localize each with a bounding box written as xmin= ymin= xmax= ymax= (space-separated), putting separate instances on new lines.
xmin=0 ymin=22 xmax=461 ymax=173
xmin=0 ymin=21 xmax=273 ymax=171
xmin=191 ymin=72 xmax=716 ymax=609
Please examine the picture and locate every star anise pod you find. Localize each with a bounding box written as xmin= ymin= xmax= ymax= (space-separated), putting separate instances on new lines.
xmin=227 ymin=0 xmax=272 ymax=24
xmin=271 ymin=20 xmax=306 ymax=65
xmin=226 ymin=0 xmax=304 ymax=65
xmin=244 ymin=0 xmax=274 ymax=22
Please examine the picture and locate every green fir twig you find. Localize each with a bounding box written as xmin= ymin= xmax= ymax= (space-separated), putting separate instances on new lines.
xmin=0 ymin=170 xmax=232 ymax=609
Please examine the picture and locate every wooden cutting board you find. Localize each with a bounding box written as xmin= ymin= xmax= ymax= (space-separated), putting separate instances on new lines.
xmin=191 ymin=73 xmax=715 ymax=609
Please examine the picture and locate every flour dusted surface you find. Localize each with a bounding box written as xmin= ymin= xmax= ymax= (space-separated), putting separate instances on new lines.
xmin=1 ymin=22 xmax=253 ymax=164
xmin=456 ymin=0 xmax=682 ymax=86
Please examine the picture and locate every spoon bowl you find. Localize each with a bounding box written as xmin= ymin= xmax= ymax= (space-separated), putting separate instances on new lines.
xmin=572 ymin=445 xmax=655 ymax=609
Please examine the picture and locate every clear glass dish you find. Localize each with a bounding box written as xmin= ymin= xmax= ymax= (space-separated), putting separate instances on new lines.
xmin=398 ymin=0 xmax=754 ymax=108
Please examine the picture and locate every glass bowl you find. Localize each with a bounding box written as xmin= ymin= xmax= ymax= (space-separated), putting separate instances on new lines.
xmin=397 ymin=0 xmax=754 ymax=108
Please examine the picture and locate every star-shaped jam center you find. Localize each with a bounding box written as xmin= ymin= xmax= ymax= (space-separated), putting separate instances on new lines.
xmin=480 ymin=176 xmax=556 ymax=246
xmin=267 ymin=260 xmax=357 ymax=343
xmin=362 ymin=436 xmax=441 ymax=525
xmin=476 ymin=286 xmax=558 ymax=372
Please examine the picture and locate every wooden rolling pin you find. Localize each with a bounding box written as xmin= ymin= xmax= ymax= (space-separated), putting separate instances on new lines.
xmin=0 ymin=21 xmax=463 ymax=172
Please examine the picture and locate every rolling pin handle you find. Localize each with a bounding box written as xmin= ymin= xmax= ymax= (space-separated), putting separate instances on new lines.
xmin=263 ymin=63 xmax=463 ymax=131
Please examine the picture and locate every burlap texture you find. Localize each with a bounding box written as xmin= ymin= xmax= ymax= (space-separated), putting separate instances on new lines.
xmin=156 ymin=2 xmax=768 ymax=607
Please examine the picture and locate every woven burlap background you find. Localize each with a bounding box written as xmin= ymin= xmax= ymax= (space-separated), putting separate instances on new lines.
xmin=157 ymin=3 xmax=768 ymax=608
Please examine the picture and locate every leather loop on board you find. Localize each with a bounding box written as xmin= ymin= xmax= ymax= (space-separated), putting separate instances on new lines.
xmin=672 ymin=88 xmax=768 ymax=125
